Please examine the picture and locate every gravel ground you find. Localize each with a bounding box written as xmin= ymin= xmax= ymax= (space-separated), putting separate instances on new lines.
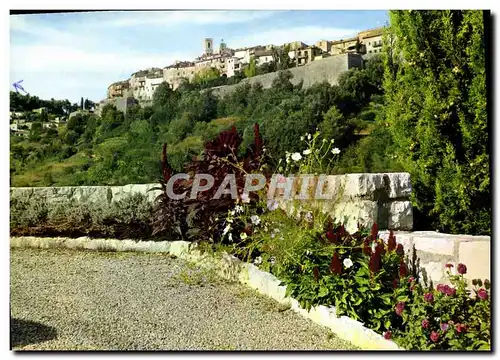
xmin=10 ymin=248 xmax=357 ymax=351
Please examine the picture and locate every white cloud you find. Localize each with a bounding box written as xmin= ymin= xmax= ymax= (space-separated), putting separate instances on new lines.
xmin=102 ymin=10 xmax=280 ymax=28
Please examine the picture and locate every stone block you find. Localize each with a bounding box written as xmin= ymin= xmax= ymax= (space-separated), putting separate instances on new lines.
xmin=388 ymin=201 xmax=413 ymax=231
xmin=414 ymin=235 xmax=455 ymax=256
xmin=458 ymin=241 xmax=491 ymax=282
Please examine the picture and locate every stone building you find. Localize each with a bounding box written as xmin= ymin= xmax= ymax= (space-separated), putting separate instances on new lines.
xmin=107 ymin=80 xmax=131 ymax=99
xmin=330 ymin=37 xmax=359 ymax=55
xmin=163 ymin=61 xmax=200 ymax=90
xmin=358 ymin=27 xmax=384 ymax=56
xmin=254 ymin=49 xmax=274 ymax=66
xmin=315 ymin=40 xmax=332 ymax=53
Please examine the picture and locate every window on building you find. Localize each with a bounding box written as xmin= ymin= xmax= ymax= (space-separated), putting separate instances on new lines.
xmin=369 ymin=50 xmax=372 ymax=53
xmin=369 ymin=42 xmax=371 ymax=45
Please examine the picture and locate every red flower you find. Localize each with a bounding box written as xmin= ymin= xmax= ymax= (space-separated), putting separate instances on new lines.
xmin=410 ymin=285 xmax=415 ymax=292
xmin=392 ymin=279 xmax=399 ymax=289
xmin=430 ymin=331 xmax=440 ymax=343
xmin=455 ymin=323 xmax=468 ymax=333
xmin=369 ymin=251 xmax=381 ymax=273
xmin=444 ymin=286 xmax=456 ymax=297
xmin=396 ymin=243 xmax=404 ymax=256
xmin=395 ymin=301 xmax=405 ymax=316
xmin=387 ymin=231 xmax=397 ymax=252
xmin=436 ymin=284 xmax=445 ymax=293
xmin=424 ymin=292 xmax=434 ymax=303
xmin=326 ymin=230 xmax=338 ymax=244
xmin=457 ymin=263 xmax=467 ymax=275
xmin=383 ymin=331 xmax=392 ymax=340
xmin=371 ymin=223 xmax=378 ymax=240
xmin=330 ymin=252 xmax=342 ymax=275
xmin=399 ymin=261 xmax=408 ymax=278
xmin=421 ymin=319 xmax=430 ymax=329
xmin=408 ymin=276 xmax=415 ymax=283
xmin=445 ymin=263 xmax=453 ymax=269
xmin=478 ymin=288 xmax=489 ymax=300
xmin=313 ymin=267 xmax=320 ymax=281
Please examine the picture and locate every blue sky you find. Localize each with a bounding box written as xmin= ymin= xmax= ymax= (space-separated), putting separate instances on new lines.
xmin=10 ymin=10 xmax=388 ymax=103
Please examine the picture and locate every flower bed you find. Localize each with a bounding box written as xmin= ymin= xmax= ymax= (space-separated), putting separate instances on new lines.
xmin=152 ymin=126 xmax=491 ymax=350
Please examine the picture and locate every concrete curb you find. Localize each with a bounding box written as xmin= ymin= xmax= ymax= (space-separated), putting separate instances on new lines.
xmin=10 ymin=236 xmax=402 ymax=350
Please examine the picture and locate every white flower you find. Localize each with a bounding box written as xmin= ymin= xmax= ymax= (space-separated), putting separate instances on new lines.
xmin=303 ymin=149 xmax=312 ymax=155
xmin=254 ymin=256 xmax=262 ymax=266
xmin=307 ymin=133 xmax=312 ymax=140
xmin=343 ymin=258 xmax=354 ymax=269
xmin=222 ymin=224 xmax=231 ymax=236
xmin=300 ymin=136 xmax=304 ymax=141
xmin=306 ymin=250 xmax=312 ymax=255
xmin=251 ymin=215 xmax=261 ymax=225
xmin=304 ymin=211 xmax=313 ymax=222
xmin=291 ymin=152 xmax=302 ymax=161
xmin=235 ymin=205 xmax=244 ymax=213
xmin=240 ymin=232 xmax=248 ymax=240
xmin=267 ymin=199 xmax=279 ymax=211
xmin=269 ymin=257 xmax=276 ymax=266
xmin=228 ymin=233 xmax=233 ymax=242
xmin=271 ymin=233 xmax=275 ymax=238
xmin=330 ymin=139 xmax=335 ymax=143
xmin=230 ymin=210 xmax=235 ymax=216
xmin=241 ymin=193 xmax=250 ymax=203
xmin=331 ymin=148 xmax=341 ymax=155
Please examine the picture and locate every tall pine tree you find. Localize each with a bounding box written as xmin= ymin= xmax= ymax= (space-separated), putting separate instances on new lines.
xmin=384 ymin=10 xmax=490 ymax=234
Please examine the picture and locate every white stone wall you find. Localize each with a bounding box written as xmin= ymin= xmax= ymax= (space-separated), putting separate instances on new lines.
xmin=144 ymin=77 xmax=165 ymax=100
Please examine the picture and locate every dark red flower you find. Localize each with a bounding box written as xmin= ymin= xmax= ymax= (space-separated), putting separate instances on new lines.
xmin=436 ymin=284 xmax=445 ymax=293
xmin=371 ymin=223 xmax=378 ymax=240
xmin=444 ymin=286 xmax=456 ymax=297
xmin=396 ymin=243 xmax=404 ymax=256
xmin=383 ymin=331 xmax=392 ymax=340
xmin=478 ymin=288 xmax=488 ymax=300
xmin=313 ymin=267 xmax=320 ymax=281
xmin=362 ymin=237 xmax=372 ymax=255
xmin=445 ymin=263 xmax=454 ymax=269
xmin=387 ymin=231 xmax=397 ymax=252
xmin=424 ymin=292 xmax=434 ymax=303
xmin=455 ymin=323 xmax=467 ymax=333
xmin=410 ymin=285 xmax=415 ymax=292
xmin=457 ymin=263 xmax=467 ymax=275
xmin=330 ymin=252 xmax=342 ymax=275
xmin=369 ymin=251 xmax=381 ymax=273
xmin=399 ymin=261 xmax=408 ymax=278
xmin=440 ymin=323 xmax=449 ymax=332
xmin=392 ymin=279 xmax=399 ymax=289
xmin=430 ymin=331 xmax=440 ymax=343
xmin=421 ymin=319 xmax=430 ymax=329
xmin=395 ymin=301 xmax=405 ymax=316
xmin=408 ymin=276 xmax=415 ymax=283
xmin=326 ymin=230 xmax=338 ymax=244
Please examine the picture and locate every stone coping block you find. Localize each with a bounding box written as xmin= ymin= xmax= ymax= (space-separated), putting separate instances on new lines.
xmin=10 ymin=236 xmax=402 ymax=351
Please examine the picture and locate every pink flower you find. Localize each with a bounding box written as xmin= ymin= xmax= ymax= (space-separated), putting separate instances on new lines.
xmin=455 ymin=323 xmax=467 ymax=333
xmin=436 ymin=284 xmax=445 ymax=293
xmin=444 ymin=286 xmax=456 ymax=297
xmin=408 ymin=276 xmax=415 ymax=283
xmin=395 ymin=301 xmax=405 ymax=316
xmin=383 ymin=331 xmax=392 ymax=340
xmin=457 ymin=263 xmax=467 ymax=275
xmin=421 ymin=319 xmax=430 ymax=329
xmin=445 ymin=263 xmax=454 ymax=269
xmin=424 ymin=292 xmax=434 ymax=303
xmin=440 ymin=323 xmax=449 ymax=332
xmin=430 ymin=331 xmax=440 ymax=343
xmin=478 ymin=288 xmax=489 ymax=300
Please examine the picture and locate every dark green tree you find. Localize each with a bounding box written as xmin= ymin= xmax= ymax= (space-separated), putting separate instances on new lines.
xmin=384 ymin=10 xmax=489 ymax=234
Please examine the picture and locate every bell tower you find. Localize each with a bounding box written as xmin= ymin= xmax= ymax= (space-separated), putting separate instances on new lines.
xmin=204 ymin=38 xmax=213 ymax=55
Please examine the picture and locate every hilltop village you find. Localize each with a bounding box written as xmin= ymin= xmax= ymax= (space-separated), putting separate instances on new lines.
xmin=97 ymin=27 xmax=384 ymax=114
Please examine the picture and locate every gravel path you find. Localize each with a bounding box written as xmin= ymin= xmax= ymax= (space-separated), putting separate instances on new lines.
xmin=10 ymin=248 xmax=357 ymax=351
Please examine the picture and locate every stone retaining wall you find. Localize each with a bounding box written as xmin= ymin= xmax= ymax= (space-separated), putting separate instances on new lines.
xmin=208 ymin=53 xmax=363 ymax=98
xmin=379 ymin=230 xmax=491 ymax=286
